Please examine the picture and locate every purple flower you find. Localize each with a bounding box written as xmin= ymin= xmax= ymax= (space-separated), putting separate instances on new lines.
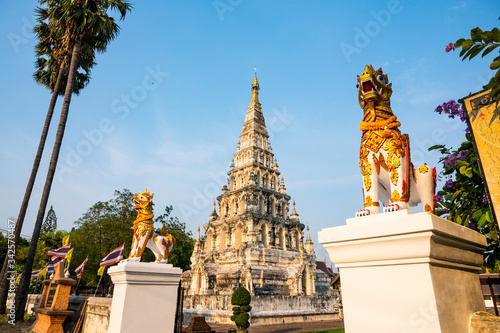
xmin=444 ymin=179 xmax=455 ymax=189
xmin=445 ymin=43 xmax=455 ymax=52
xmin=469 ymin=218 xmax=478 ymax=230
xmin=435 ymin=194 xmax=443 ymax=203
xmin=483 ymin=196 xmax=488 ymax=203
xmin=442 ymin=208 xmax=449 ymax=213
xmin=434 ymin=100 xmax=465 ymax=122
xmin=456 ymin=150 xmax=467 ymax=161
xmin=443 ymin=153 xmax=458 ymax=168
xmin=459 ymin=109 xmax=467 ymax=122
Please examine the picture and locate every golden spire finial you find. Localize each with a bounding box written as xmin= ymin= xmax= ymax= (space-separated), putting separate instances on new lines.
xmin=252 ymin=74 xmax=259 ymax=88
xmin=251 ymin=68 xmax=260 ymax=104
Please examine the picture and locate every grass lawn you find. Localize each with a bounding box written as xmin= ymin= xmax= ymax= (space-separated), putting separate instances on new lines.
xmin=302 ymin=329 xmax=345 ymax=333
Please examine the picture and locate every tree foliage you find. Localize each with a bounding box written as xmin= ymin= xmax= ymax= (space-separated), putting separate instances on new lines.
xmin=429 ymin=100 xmax=498 ymax=269
xmin=70 ymin=189 xmax=135 ymax=291
xmin=0 ymin=234 xmax=29 ymax=272
xmin=154 ymin=205 xmax=195 ymax=271
xmin=14 ymin=231 xmax=68 ymax=273
xmin=41 ymin=205 xmax=58 ymax=233
xmin=453 ymin=19 xmax=500 ymax=104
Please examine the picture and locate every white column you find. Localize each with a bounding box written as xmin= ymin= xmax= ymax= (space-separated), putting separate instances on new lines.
xmin=108 ymin=261 xmax=182 ymax=333
xmin=319 ymin=210 xmax=487 ymax=333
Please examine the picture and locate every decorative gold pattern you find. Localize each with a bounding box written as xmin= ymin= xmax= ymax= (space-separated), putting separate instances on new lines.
xmin=401 ymin=180 xmax=410 ymax=202
xmin=359 ymin=147 xmax=372 ymax=191
xmin=364 ymin=131 xmax=385 ymax=152
xmin=424 ymin=204 xmax=433 ymax=213
xmin=390 ymin=169 xmax=399 ymax=186
xmin=391 ymin=190 xmax=402 ymax=203
xmin=418 ymin=164 xmax=430 ymax=174
xmin=382 ymin=137 xmax=404 ymax=186
xmin=359 ymin=115 xmax=401 ymax=133
xmin=364 ymin=195 xmax=380 ymax=207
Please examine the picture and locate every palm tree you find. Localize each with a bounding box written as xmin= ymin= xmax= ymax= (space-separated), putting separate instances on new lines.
xmin=14 ymin=0 xmax=131 ymax=320
xmin=0 ymin=1 xmax=97 ymax=313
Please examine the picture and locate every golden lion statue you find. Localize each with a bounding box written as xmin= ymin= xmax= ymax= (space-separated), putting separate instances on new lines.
xmin=356 ymin=65 xmax=436 ymax=216
xmin=126 ymin=189 xmax=175 ymax=263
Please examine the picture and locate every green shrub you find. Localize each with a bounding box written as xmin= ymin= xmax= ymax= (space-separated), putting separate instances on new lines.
xmin=240 ymin=305 xmax=252 ymax=312
xmin=230 ymin=286 xmax=251 ymax=332
xmin=231 ymin=286 xmax=251 ymax=306
xmin=234 ymin=312 xmax=249 ymax=325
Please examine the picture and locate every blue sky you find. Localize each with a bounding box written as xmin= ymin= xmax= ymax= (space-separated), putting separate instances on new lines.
xmin=1 ymin=1 xmax=499 ymax=263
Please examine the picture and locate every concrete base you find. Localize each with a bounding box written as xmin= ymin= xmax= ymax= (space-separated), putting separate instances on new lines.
xmin=318 ymin=210 xmax=487 ymax=333
xmin=108 ymin=261 xmax=182 ymax=333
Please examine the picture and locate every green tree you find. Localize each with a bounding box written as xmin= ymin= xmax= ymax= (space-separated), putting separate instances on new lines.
xmin=429 ymin=100 xmax=498 ymax=269
xmin=69 ymin=189 xmax=135 ymax=294
xmin=15 ymin=0 xmax=132 ymax=320
xmin=15 ymin=230 xmax=68 ymax=274
xmin=154 ymin=206 xmax=195 ymax=271
xmin=41 ymin=205 xmax=57 ymax=233
xmin=452 ymin=18 xmax=500 ymax=104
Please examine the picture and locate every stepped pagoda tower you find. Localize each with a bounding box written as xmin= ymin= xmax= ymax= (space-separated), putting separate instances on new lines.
xmin=181 ymin=74 xmax=338 ymax=325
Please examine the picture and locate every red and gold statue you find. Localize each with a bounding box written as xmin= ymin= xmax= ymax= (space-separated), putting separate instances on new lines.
xmin=356 ymin=65 xmax=436 ymax=216
xmin=126 ymin=189 xmax=175 ymax=262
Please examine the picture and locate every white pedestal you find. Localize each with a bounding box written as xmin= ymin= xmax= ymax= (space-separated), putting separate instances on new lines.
xmin=108 ymin=261 xmax=182 ymax=333
xmin=318 ymin=210 xmax=487 ymax=333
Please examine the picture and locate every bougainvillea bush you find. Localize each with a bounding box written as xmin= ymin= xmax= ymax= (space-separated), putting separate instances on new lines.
xmin=429 ymin=100 xmax=498 ymax=269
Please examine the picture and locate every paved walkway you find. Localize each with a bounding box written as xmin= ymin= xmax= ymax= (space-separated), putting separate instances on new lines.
xmin=209 ymin=320 xmax=344 ymax=333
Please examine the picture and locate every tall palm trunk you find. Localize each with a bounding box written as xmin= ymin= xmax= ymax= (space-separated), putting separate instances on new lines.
xmin=0 ymin=61 xmax=66 ymax=313
xmin=15 ymin=40 xmax=81 ymax=321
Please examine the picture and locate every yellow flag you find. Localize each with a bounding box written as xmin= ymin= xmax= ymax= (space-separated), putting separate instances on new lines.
xmin=62 ymin=235 xmax=70 ymax=247
xmin=97 ymin=266 xmax=105 ymax=276
xmin=38 ymin=268 xmax=46 ymax=277
xmin=65 ymin=248 xmax=74 ymax=263
xmin=64 ymin=248 xmax=74 ymax=272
